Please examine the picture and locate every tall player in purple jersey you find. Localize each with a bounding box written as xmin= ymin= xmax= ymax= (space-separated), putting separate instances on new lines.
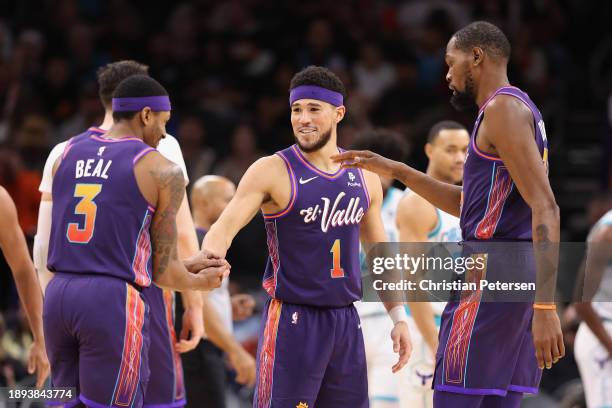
xmin=44 ymin=75 xmax=226 ymax=408
xmin=202 ymin=66 xmax=412 ymax=407
xmin=334 ymin=22 xmax=564 ymax=408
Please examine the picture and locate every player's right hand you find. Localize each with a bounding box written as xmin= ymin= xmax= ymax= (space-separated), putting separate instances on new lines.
xmin=532 ymin=308 xmax=565 ymax=369
xmin=331 ymin=150 xmax=401 ymax=179
xmin=27 ymin=340 xmax=50 ymax=388
xmin=228 ymin=345 xmax=256 ymax=387
xmin=391 ymin=321 xmax=412 ymax=373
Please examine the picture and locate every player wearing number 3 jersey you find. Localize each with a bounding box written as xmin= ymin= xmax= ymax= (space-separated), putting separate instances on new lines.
xmin=44 ymin=75 xmax=225 ymax=408
xmin=202 ymin=66 xmax=413 ymax=408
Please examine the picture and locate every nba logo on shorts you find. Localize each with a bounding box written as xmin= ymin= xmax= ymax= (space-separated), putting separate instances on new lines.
xmin=292 ymin=312 xmax=298 ymax=325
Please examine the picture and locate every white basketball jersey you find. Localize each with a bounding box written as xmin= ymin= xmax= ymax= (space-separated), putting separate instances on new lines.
xmin=427 ymin=206 xmax=460 ymax=316
xmin=356 ymin=187 xmax=405 ymax=317
xmin=427 ymin=208 xmax=461 ymax=243
xmin=380 ymin=187 xmax=405 ymax=242
xmin=590 ymin=210 xmax=612 ymax=320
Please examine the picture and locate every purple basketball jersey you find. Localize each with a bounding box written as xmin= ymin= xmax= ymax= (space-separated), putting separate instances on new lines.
xmin=48 ymin=131 xmax=156 ymax=287
xmin=261 ymin=145 xmax=370 ymax=307
xmin=460 ymin=86 xmax=549 ymax=241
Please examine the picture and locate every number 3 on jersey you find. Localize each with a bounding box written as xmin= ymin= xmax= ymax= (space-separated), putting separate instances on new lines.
xmin=330 ymin=239 xmax=345 ymax=278
xmin=67 ymin=183 xmax=102 ymax=244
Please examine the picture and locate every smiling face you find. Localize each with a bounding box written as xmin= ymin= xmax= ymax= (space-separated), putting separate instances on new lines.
xmin=445 ymin=36 xmax=478 ymax=111
xmin=141 ymin=109 xmax=170 ymax=148
xmin=290 ymin=98 xmax=344 ymax=153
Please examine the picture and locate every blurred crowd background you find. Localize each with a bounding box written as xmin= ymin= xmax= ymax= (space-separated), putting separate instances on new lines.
xmin=0 ymin=0 xmax=611 ymax=405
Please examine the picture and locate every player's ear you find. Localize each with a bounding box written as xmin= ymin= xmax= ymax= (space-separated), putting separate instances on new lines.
xmin=472 ymin=47 xmax=484 ymax=66
xmin=140 ymin=107 xmax=152 ymax=126
xmin=425 ymin=142 xmax=434 ymax=160
xmin=335 ymin=105 xmax=346 ymax=123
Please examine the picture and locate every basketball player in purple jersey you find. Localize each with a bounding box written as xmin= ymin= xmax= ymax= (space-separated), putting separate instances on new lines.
xmin=35 ymin=61 xmax=219 ymax=408
xmin=44 ymin=75 xmax=227 ymax=408
xmin=333 ymin=22 xmax=564 ymax=407
xmin=201 ymin=66 xmax=412 ymax=407
xmin=0 ymin=187 xmax=49 ymax=388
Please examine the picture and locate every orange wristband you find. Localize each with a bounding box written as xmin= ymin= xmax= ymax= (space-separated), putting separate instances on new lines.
xmin=533 ymin=303 xmax=556 ymax=310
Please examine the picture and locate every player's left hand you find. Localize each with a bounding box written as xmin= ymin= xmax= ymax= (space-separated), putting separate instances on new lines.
xmin=390 ymin=321 xmax=412 ymax=373
xmin=532 ymin=309 xmax=565 ymax=369
xmin=176 ymin=306 xmax=205 ymax=353
xmin=27 ymin=340 xmax=50 ymax=388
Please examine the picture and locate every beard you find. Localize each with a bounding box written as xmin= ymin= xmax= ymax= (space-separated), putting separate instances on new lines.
xmin=294 ymin=127 xmax=332 ymax=153
xmin=450 ymin=71 xmax=477 ymax=111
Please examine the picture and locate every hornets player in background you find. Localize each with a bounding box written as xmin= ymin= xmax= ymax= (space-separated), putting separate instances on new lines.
xmin=395 ymin=121 xmax=469 ymax=408
xmin=202 ymin=66 xmax=412 ymax=408
xmin=0 ymin=187 xmax=49 ymax=388
xmin=44 ymin=75 xmax=227 ymax=408
xmin=574 ymin=205 xmax=612 ymax=408
xmin=334 ymin=21 xmax=563 ymax=407
xmin=351 ymin=128 xmax=409 ymax=408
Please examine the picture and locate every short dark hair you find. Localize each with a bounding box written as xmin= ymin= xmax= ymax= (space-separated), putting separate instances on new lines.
xmin=96 ymin=60 xmax=149 ymax=108
xmin=289 ymin=66 xmax=347 ymax=99
xmin=427 ymin=120 xmax=467 ymax=143
xmin=351 ymin=128 xmax=408 ymax=163
xmin=111 ymin=75 xmax=169 ymax=122
xmin=452 ymin=21 xmax=510 ymax=60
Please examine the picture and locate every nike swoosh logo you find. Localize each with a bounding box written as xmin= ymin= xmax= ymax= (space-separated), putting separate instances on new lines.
xmin=299 ymin=176 xmax=318 ymax=184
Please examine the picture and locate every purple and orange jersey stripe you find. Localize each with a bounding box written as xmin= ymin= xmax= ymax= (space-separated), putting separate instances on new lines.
xmin=62 ymin=137 xmax=76 ymax=160
xmin=444 ymin=256 xmax=486 ymax=385
xmin=255 ymin=299 xmax=283 ymax=408
xmin=263 ymin=221 xmax=280 ymax=298
xmin=163 ymin=289 xmax=185 ymax=401
xmin=133 ymin=147 xmax=156 ymax=165
xmin=475 ymin=165 xmax=513 ymax=240
xmin=88 ymin=126 xmax=106 ymax=135
xmin=90 ymin=134 xmax=143 ymax=143
xmin=112 ymin=284 xmax=146 ymax=407
xmin=132 ymin=209 xmax=154 ymax=287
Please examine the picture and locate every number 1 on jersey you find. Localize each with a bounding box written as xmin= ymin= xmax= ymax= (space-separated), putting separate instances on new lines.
xmin=330 ymin=239 xmax=345 ymax=278
xmin=67 ymin=183 xmax=102 ymax=244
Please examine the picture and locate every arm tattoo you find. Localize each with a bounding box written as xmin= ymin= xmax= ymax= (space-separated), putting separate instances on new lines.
xmin=150 ymin=164 xmax=185 ymax=276
xmin=535 ymin=224 xmax=550 ymax=250
xmin=535 ymin=224 xmax=549 ymax=241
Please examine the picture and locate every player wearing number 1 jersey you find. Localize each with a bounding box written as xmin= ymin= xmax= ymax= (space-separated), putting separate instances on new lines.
xmin=202 ymin=66 xmax=412 ymax=408
xmin=44 ymin=75 xmax=225 ymax=408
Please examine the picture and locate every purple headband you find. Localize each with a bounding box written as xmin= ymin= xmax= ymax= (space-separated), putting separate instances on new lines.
xmin=289 ymin=85 xmax=343 ymax=107
xmin=112 ymin=96 xmax=171 ymax=112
